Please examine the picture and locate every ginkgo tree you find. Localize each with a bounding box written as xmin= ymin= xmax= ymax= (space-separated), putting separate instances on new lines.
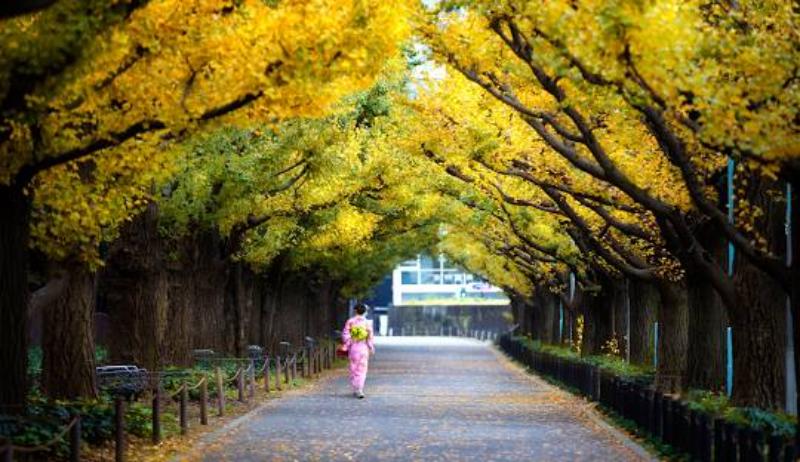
xmin=417 ymin=0 xmax=797 ymax=409
xmin=0 ymin=0 xmax=413 ymax=410
xmin=404 ymin=67 xmax=698 ymax=385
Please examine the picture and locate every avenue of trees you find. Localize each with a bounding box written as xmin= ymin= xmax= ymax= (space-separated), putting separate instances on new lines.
xmin=1 ymin=0 xmax=798 ymax=432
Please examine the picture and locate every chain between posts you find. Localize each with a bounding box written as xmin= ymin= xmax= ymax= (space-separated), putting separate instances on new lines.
xmin=0 ymin=415 xmax=80 ymax=457
xmin=4 ymin=347 xmax=341 ymax=462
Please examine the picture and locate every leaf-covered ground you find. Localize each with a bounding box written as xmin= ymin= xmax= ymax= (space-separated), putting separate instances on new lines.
xmin=176 ymin=337 xmax=655 ymax=461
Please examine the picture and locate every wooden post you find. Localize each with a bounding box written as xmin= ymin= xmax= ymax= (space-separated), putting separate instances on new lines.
xmin=303 ymin=349 xmax=309 ymax=377
xmin=200 ymin=378 xmax=208 ymax=425
xmin=275 ymin=356 xmax=282 ymax=391
xmin=152 ymin=383 xmax=161 ymax=444
xmin=114 ymin=396 xmax=126 ymax=462
xmin=69 ymin=413 xmax=81 ymax=462
xmin=291 ymin=353 xmax=297 ymax=384
xmin=325 ymin=344 xmax=331 ymax=369
xmin=180 ymin=383 xmax=188 ymax=435
xmin=283 ymin=356 xmax=290 ymax=384
xmin=263 ymin=356 xmax=271 ymax=393
xmin=248 ymin=360 xmax=255 ymax=398
xmin=237 ymin=368 xmax=245 ymax=403
xmin=215 ymin=367 xmax=225 ymax=416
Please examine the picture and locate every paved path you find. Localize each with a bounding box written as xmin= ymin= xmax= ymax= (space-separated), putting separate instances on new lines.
xmin=182 ymin=337 xmax=654 ymax=461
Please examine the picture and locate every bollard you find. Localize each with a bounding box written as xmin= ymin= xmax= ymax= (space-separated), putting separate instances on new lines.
xmin=69 ymin=413 xmax=81 ymax=462
xmin=200 ymin=378 xmax=208 ymax=425
xmin=152 ymin=383 xmax=161 ymax=444
xmin=264 ymin=356 xmax=271 ymax=393
xmin=237 ymin=368 xmax=245 ymax=403
xmin=114 ymin=396 xmax=126 ymax=462
xmin=249 ymin=360 xmax=256 ymax=398
xmin=180 ymin=383 xmax=188 ymax=435
xmin=275 ymin=355 xmax=282 ymax=391
xmin=216 ymin=367 xmax=225 ymax=416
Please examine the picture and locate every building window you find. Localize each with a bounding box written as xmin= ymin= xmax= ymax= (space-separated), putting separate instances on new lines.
xmin=401 ymin=271 xmax=418 ymax=285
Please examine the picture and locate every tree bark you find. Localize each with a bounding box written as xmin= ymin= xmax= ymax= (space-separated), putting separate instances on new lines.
xmin=628 ymin=279 xmax=659 ymax=367
xmin=729 ymin=261 xmax=785 ymax=409
xmin=538 ymin=292 xmax=555 ymax=344
xmin=104 ymin=204 xmax=169 ymax=370
xmin=725 ymin=175 xmax=789 ymax=409
xmin=581 ymin=284 xmax=613 ymax=356
xmin=685 ymin=268 xmax=726 ymax=391
xmin=41 ymin=262 xmax=98 ymax=399
xmin=654 ymin=280 xmax=689 ymax=393
xmin=0 ymin=185 xmax=31 ymax=413
xmin=224 ymin=260 xmax=247 ymax=356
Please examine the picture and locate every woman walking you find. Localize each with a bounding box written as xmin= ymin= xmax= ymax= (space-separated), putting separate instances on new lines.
xmin=341 ymin=303 xmax=375 ymax=399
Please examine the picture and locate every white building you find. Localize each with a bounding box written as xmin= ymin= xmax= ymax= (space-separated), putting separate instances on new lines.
xmin=391 ymin=254 xmax=508 ymax=306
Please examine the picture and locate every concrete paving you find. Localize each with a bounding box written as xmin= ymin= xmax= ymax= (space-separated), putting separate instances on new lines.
xmin=182 ymin=336 xmax=654 ymax=461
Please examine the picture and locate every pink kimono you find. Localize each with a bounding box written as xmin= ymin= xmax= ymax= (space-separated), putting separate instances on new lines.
xmin=341 ymin=315 xmax=375 ymax=393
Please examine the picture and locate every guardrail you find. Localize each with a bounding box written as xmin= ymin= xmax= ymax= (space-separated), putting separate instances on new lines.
xmin=1 ymin=338 xmax=339 ymax=461
xmin=498 ymin=335 xmax=797 ymax=462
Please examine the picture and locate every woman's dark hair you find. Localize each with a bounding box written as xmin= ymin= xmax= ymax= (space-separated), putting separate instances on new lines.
xmin=354 ymin=303 xmax=368 ymax=315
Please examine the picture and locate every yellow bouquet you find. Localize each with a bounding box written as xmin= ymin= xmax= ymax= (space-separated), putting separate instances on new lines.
xmin=350 ymin=324 xmax=369 ymax=341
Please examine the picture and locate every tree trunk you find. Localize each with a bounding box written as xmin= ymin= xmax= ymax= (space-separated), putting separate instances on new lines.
xmin=551 ymin=294 xmax=562 ymax=344
xmin=0 ymin=185 xmax=31 ymax=413
xmin=104 ymin=204 xmax=169 ymax=370
xmin=190 ymin=232 xmax=227 ymax=352
xmin=224 ymin=260 xmax=246 ymax=356
xmin=41 ymin=263 xmax=98 ymax=399
xmin=581 ymin=285 xmax=613 ymax=356
xmin=628 ymin=279 xmax=659 ymax=367
xmin=654 ymin=280 xmax=689 ymax=393
xmin=611 ymin=280 xmax=627 ymax=356
xmin=685 ymin=269 xmax=726 ymax=391
xmin=163 ymin=240 xmax=195 ymax=367
xmin=726 ymin=175 xmax=789 ymax=409
xmin=539 ymin=292 xmax=556 ymax=344
xmin=729 ymin=263 xmax=785 ymax=409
